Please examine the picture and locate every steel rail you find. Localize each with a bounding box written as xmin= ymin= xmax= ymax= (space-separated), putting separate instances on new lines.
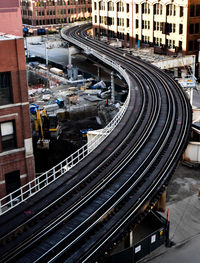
xmin=0 ymin=42 xmax=158 ymax=262
xmin=0 ymin=24 xmax=191 ymax=263
xmin=48 ymin=25 xmax=191 ymax=262
xmin=26 ymin=66 xmax=162 ymax=263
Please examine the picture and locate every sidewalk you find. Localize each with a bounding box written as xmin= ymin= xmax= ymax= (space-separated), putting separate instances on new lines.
xmin=141 ymin=194 xmax=200 ymax=262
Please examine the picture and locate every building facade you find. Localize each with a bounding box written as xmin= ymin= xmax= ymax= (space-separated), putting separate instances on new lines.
xmin=0 ymin=35 xmax=35 ymax=199
xmin=92 ymin=0 xmax=200 ymax=55
xmin=0 ymin=0 xmax=23 ymax=36
xmin=21 ymin=0 xmax=92 ymax=34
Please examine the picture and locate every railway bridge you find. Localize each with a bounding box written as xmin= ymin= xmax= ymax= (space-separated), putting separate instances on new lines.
xmin=0 ymin=24 xmax=192 ymax=263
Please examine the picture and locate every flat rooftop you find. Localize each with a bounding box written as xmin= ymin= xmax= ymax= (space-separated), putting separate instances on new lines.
xmin=0 ymin=33 xmax=22 ymax=41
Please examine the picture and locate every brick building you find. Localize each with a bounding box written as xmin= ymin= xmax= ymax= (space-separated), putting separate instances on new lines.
xmin=20 ymin=0 xmax=92 ymax=34
xmin=198 ymin=38 xmax=200 ymax=78
xmin=0 ymin=0 xmax=35 ymax=200
xmin=0 ymin=35 xmax=35 ymax=199
xmin=0 ymin=0 xmax=23 ymax=36
xmin=92 ymin=0 xmax=200 ymax=55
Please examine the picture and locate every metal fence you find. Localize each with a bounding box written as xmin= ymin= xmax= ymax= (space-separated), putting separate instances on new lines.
xmin=0 ymin=40 xmax=130 ymax=214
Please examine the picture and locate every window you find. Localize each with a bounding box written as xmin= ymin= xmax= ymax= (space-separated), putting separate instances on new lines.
xmin=195 ymin=23 xmax=199 ymax=33
xmin=127 ymin=18 xmax=129 ymax=28
xmin=166 ymin=23 xmax=176 ymax=33
xmin=0 ymin=72 xmax=13 ymax=106
xmin=188 ymin=41 xmax=193 ymax=51
xmin=179 ymin=24 xmax=183 ymax=34
xmin=154 ymin=4 xmax=162 ymax=15
xmin=108 ymin=17 xmax=114 ymax=25
xmin=94 ymin=15 xmax=97 ymax=23
xmin=172 ymin=23 xmax=176 ymax=33
xmin=136 ymin=4 xmax=139 ymax=13
xmin=166 ymin=39 xmax=175 ymax=49
xmin=142 ymin=35 xmax=150 ymax=44
xmin=142 ymin=20 xmax=150 ymax=30
xmin=0 ymin=121 xmax=16 ymax=151
xmin=99 ymin=1 xmax=105 ymax=11
xmin=117 ymin=32 xmax=124 ymax=40
xmin=189 ymin=24 xmax=194 ymax=34
xmin=126 ymin=4 xmax=129 ymax=13
xmin=136 ymin=19 xmax=139 ymax=28
xmin=196 ymin=5 xmax=200 ymax=16
xmin=117 ymin=18 xmax=124 ymax=27
xmin=100 ymin=28 xmax=106 ymax=36
xmin=108 ymin=2 xmax=114 ymax=11
xmin=154 ymin=21 xmax=163 ymax=31
xmin=108 ymin=30 xmax=115 ymax=38
xmin=180 ymin=6 xmax=183 ymax=17
xmin=94 ymin=2 xmax=97 ymax=10
xmin=127 ymin=33 xmax=129 ymax=41
xmin=142 ymin=3 xmax=150 ymax=14
xmin=117 ymin=2 xmax=124 ymax=12
xmin=154 ymin=37 xmax=162 ymax=46
xmin=190 ymin=5 xmax=194 ymax=17
xmin=167 ymin=4 xmax=176 ymax=16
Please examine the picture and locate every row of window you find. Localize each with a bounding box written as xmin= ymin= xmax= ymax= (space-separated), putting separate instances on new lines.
xmin=34 ymin=0 xmax=87 ymax=7
xmin=0 ymin=72 xmax=16 ymax=152
xmin=35 ymin=8 xmax=91 ymax=16
xmin=96 ymin=2 xmax=129 ymax=12
xmin=97 ymin=17 xmax=186 ymax=36
xmin=98 ymin=29 xmax=179 ymax=49
xmin=22 ymin=10 xmax=33 ymax=16
xmin=95 ymin=2 xmax=200 ymax=18
xmin=190 ymin=5 xmax=200 ymax=17
xmin=35 ymin=16 xmax=87 ymax=25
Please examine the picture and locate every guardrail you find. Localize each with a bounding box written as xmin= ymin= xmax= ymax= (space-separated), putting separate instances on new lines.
xmin=0 ymin=33 xmax=130 ymax=215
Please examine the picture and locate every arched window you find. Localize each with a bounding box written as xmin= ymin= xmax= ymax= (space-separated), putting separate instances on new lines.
xmin=154 ymin=3 xmax=162 ymax=15
xmin=166 ymin=4 xmax=176 ymax=16
xmin=142 ymin=3 xmax=150 ymax=14
xmin=99 ymin=1 xmax=105 ymax=11
xmin=108 ymin=1 xmax=114 ymax=11
xmin=117 ymin=2 xmax=124 ymax=12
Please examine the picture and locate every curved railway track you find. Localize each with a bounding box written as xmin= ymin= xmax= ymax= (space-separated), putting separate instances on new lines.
xmin=0 ymin=24 xmax=192 ymax=263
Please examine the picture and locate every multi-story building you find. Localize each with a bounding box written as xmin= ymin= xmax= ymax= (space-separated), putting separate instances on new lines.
xmin=21 ymin=0 xmax=92 ymax=34
xmin=92 ymin=0 xmax=200 ymax=55
xmin=0 ymin=35 xmax=35 ymax=199
xmin=0 ymin=0 xmax=35 ymax=200
xmin=0 ymin=0 xmax=23 ymax=36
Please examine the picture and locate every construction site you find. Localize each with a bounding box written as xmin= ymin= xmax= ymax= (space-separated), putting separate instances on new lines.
xmin=25 ymin=33 xmax=200 ymax=175
xmin=27 ymin=36 xmax=127 ymax=173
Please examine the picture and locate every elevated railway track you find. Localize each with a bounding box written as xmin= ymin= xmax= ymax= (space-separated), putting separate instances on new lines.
xmin=0 ymin=24 xmax=192 ymax=263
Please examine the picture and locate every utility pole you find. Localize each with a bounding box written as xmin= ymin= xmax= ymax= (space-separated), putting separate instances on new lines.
xmin=45 ymin=42 xmax=48 ymax=65
xmin=111 ymin=71 xmax=115 ymax=104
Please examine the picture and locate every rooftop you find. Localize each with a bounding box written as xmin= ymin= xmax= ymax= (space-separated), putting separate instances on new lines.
xmin=0 ymin=33 xmax=22 ymax=41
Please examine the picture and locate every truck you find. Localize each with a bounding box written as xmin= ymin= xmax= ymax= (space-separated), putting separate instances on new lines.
xmin=50 ymin=67 xmax=63 ymax=76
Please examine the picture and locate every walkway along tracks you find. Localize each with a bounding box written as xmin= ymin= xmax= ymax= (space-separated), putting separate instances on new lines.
xmin=0 ymin=24 xmax=192 ymax=263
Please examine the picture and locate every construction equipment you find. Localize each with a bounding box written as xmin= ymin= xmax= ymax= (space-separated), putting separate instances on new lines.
xmin=31 ymin=106 xmax=61 ymax=149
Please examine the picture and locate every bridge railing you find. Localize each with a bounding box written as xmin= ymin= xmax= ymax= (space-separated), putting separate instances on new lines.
xmin=0 ymin=57 xmax=130 ymax=215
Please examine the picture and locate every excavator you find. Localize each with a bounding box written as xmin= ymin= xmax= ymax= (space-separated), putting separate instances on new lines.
xmin=31 ymin=106 xmax=61 ymax=149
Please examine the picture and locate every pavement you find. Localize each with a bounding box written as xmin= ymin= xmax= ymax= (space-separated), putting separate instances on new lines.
xmin=141 ymin=164 xmax=200 ymax=263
